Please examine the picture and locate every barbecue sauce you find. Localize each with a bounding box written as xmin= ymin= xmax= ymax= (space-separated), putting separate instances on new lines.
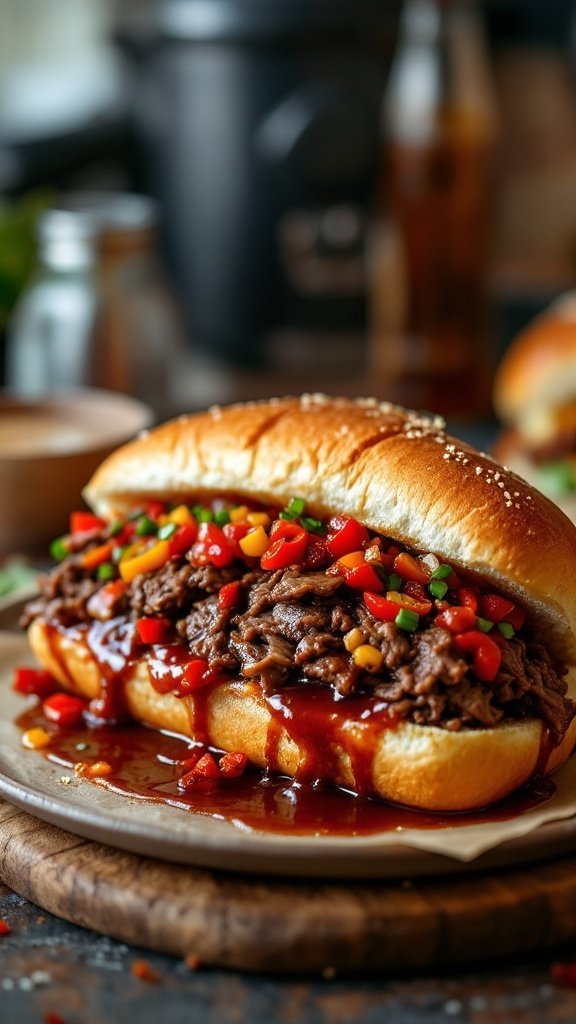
xmin=17 ymin=619 xmax=556 ymax=837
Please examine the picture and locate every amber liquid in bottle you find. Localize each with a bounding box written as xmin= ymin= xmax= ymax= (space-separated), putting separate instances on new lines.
xmin=369 ymin=0 xmax=497 ymax=418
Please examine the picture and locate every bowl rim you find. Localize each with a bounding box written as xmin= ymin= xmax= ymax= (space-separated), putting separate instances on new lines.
xmin=0 ymin=388 xmax=154 ymax=463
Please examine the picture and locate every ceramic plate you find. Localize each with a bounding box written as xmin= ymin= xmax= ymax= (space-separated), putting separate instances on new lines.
xmin=3 ymin=629 xmax=576 ymax=879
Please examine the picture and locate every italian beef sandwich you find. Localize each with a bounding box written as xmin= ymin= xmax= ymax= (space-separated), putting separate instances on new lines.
xmin=22 ymin=395 xmax=576 ymax=811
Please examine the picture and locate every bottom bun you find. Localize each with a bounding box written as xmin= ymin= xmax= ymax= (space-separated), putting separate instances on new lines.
xmin=27 ymin=619 xmax=576 ymax=812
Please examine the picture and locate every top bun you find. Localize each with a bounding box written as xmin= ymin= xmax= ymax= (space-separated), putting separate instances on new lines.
xmin=494 ymin=292 xmax=576 ymax=430
xmin=84 ymin=395 xmax=576 ymax=662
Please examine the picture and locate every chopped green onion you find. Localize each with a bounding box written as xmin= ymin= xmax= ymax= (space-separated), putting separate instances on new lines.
xmin=158 ymin=522 xmax=178 ymax=540
xmin=299 ymin=516 xmax=327 ymax=535
xmin=387 ymin=573 xmax=403 ymax=592
xmin=192 ymin=505 xmax=213 ymax=523
xmin=75 ymin=742 xmax=89 ymax=752
xmin=429 ymin=580 xmax=448 ymax=600
xmin=97 ymin=562 xmax=115 ymax=581
xmin=498 ymin=622 xmax=515 ymax=639
xmin=214 ymin=509 xmax=231 ymax=527
xmin=280 ymin=497 xmax=306 ymax=520
xmin=135 ymin=515 xmax=158 ymax=537
xmin=430 ymin=564 xmax=452 ymax=580
xmin=128 ymin=508 xmax=144 ymax=521
xmin=476 ymin=617 xmax=494 ymax=633
xmin=112 ymin=545 xmax=130 ymax=564
xmin=50 ymin=537 xmax=69 ymax=562
xmin=109 ymin=520 xmax=125 ymax=537
xmin=395 ymin=608 xmax=419 ymax=632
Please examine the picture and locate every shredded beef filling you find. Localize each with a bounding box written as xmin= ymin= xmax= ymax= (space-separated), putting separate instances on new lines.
xmin=22 ymin=541 xmax=574 ymax=743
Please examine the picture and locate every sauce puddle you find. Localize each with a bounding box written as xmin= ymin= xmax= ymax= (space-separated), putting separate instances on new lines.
xmin=16 ymin=703 xmax=556 ymax=837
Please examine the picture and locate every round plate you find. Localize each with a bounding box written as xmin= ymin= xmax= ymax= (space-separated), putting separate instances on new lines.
xmin=3 ymin=630 xmax=576 ymax=878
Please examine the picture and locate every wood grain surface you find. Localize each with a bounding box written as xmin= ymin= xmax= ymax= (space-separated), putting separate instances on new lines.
xmin=2 ymin=799 xmax=576 ymax=973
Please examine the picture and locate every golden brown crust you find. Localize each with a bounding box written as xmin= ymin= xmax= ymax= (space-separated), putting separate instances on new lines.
xmin=493 ymin=430 xmax=576 ymax=524
xmin=494 ymin=293 xmax=576 ymax=423
xmin=27 ymin=619 xmax=576 ymax=812
xmin=83 ymin=395 xmax=576 ymax=661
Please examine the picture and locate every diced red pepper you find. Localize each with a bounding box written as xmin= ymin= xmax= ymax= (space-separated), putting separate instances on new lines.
xmin=403 ymin=580 xmax=429 ymax=603
xmin=454 ymin=630 xmax=502 ymax=682
xmin=222 ymin=521 xmax=251 ymax=558
xmin=178 ymin=752 xmax=220 ymax=790
xmin=480 ymin=593 xmax=515 ymax=623
xmin=506 ymin=604 xmax=526 ymax=631
xmin=344 ymin=563 xmax=384 ymax=593
xmin=13 ymin=667 xmax=58 ymax=699
xmin=219 ymin=751 xmax=248 ymax=778
xmin=0 ymin=920 xmax=9 ymax=936
xmin=444 ymin=569 xmax=462 ymax=589
xmin=175 ymin=659 xmax=219 ymax=697
xmin=191 ymin=522 xmax=235 ymax=568
xmin=70 ymin=511 xmax=106 ymax=534
xmin=86 ymin=579 xmax=127 ymax=619
xmin=325 ymin=516 xmax=370 ymax=559
xmin=363 ymin=591 xmax=403 ymax=622
xmin=146 ymin=500 xmax=168 ymax=521
xmin=480 ymin=593 xmax=525 ymax=631
xmin=456 ymin=586 xmax=479 ymax=613
xmin=168 ymin=522 xmax=198 ymax=557
xmin=301 ymin=537 xmax=330 ymax=570
xmin=43 ymin=693 xmax=87 ymax=727
xmin=435 ymin=605 xmax=477 ymax=634
xmin=112 ymin=523 xmax=136 ymax=545
xmin=218 ymin=581 xmax=243 ymax=609
xmin=136 ymin=617 xmax=173 ymax=645
xmin=261 ymin=521 xmax=308 ymax=571
xmin=393 ymin=552 xmax=431 ymax=585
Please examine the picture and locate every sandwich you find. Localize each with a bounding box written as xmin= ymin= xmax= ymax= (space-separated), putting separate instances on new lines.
xmin=20 ymin=395 xmax=576 ymax=812
xmin=494 ymin=292 xmax=576 ymax=520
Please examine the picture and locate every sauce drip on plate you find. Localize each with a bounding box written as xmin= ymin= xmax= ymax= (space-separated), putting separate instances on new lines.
xmin=16 ymin=701 xmax=555 ymax=837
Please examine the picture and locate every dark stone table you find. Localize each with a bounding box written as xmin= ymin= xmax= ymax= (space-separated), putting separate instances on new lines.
xmin=3 ymin=881 xmax=576 ymax=1024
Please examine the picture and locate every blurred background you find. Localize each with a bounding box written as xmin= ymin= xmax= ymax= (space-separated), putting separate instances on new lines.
xmin=2 ymin=0 xmax=576 ymax=427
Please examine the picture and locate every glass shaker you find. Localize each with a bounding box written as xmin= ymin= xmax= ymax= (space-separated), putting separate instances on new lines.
xmin=6 ymin=193 xmax=187 ymax=420
xmin=6 ymin=208 xmax=99 ymax=393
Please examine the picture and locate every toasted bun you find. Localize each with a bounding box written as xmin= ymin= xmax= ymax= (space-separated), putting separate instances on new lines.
xmin=84 ymin=395 xmax=576 ymax=662
xmin=494 ymin=293 xmax=576 ymax=432
xmin=26 ymin=618 xmax=576 ymax=812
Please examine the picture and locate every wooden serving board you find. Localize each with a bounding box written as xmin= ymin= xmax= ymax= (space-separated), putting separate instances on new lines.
xmin=2 ymin=798 xmax=576 ymax=973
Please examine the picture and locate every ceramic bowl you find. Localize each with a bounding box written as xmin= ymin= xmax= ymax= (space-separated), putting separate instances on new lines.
xmin=0 ymin=389 xmax=153 ymax=555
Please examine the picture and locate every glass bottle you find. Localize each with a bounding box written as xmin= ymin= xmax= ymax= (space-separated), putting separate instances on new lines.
xmin=6 ymin=208 xmax=99 ymax=393
xmin=89 ymin=195 xmax=187 ymax=420
xmin=368 ymin=0 xmax=498 ymax=418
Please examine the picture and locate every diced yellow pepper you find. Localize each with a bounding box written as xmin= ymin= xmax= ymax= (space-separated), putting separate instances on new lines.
xmin=119 ymin=539 xmax=170 ymax=582
xmin=247 ymin=511 xmax=271 ymax=529
xmin=239 ymin=525 xmax=269 ymax=557
xmin=352 ymin=644 xmax=384 ymax=671
xmin=229 ymin=505 xmax=249 ymax=524
xmin=22 ymin=727 xmax=51 ymax=750
xmin=338 ymin=550 xmax=365 ymax=569
xmin=344 ymin=628 xmax=365 ymax=652
xmin=168 ymin=504 xmax=194 ymax=526
xmin=75 ymin=760 xmax=113 ymax=778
